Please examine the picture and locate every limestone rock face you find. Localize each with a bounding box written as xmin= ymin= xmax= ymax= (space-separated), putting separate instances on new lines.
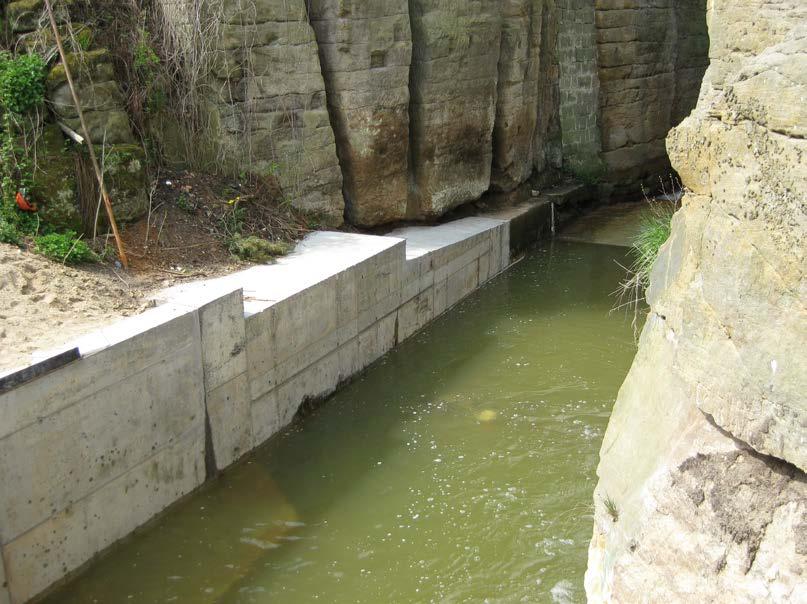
xmin=308 ymin=0 xmax=412 ymax=227
xmin=408 ymin=0 xmax=502 ymax=218
xmin=594 ymin=0 xmax=709 ymax=188
xmin=586 ymin=13 xmax=807 ymax=604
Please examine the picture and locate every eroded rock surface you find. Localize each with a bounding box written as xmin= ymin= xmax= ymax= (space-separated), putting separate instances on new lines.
xmin=407 ymin=0 xmax=502 ymax=218
xmin=586 ymin=12 xmax=807 ymax=604
xmin=308 ymin=0 xmax=412 ymax=226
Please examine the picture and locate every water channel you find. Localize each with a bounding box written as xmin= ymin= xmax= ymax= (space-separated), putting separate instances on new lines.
xmin=47 ymin=240 xmax=637 ymax=604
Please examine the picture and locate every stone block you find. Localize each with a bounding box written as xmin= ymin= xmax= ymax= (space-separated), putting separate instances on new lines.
xmin=250 ymin=390 xmax=279 ymax=449
xmin=275 ymin=349 xmax=341 ymax=429
xmin=444 ymin=258 xmax=480 ymax=309
xmin=199 ymin=289 xmax=247 ymax=392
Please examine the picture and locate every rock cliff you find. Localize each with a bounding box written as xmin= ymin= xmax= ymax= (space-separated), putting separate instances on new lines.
xmin=2 ymin=0 xmax=709 ymax=229
xmin=153 ymin=0 xmax=706 ymax=226
xmin=585 ymin=3 xmax=807 ymax=602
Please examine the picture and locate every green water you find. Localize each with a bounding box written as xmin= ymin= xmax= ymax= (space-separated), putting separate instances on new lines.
xmin=47 ymin=241 xmax=637 ymax=604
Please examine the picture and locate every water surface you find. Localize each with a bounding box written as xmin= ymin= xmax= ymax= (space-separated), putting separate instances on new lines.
xmin=48 ymin=241 xmax=636 ymax=604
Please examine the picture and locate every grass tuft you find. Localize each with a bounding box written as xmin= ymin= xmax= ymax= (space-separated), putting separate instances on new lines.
xmin=613 ymin=178 xmax=681 ymax=336
xmin=602 ymin=495 xmax=619 ymax=523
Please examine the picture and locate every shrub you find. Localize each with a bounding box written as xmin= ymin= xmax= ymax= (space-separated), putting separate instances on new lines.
xmin=0 ymin=52 xmax=46 ymax=114
xmin=0 ymin=218 xmax=20 ymax=245
xmin=34 ymin=231 xmax=96 ymax=264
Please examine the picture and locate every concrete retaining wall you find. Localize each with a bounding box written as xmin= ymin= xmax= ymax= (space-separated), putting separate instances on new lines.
xmin=0 ymin=212 xmax=537 ymax=602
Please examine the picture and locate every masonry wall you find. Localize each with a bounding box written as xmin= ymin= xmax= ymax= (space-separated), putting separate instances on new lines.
xmin=556 ymin=0 xmax=604 ymax=179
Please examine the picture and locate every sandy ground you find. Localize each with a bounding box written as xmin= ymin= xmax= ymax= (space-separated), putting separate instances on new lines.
xmin=0 ymin=243 xmax=155 ymax=373
xmin=1 ymin=171 xmax=310 ymax=375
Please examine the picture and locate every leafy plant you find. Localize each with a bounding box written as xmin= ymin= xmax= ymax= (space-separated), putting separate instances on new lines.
xmin=133 ymin=29 xmax=160 ymax=74
xmin=0 ymin=52 xmax=46 ymax=115
xmin=34 ymin=231 xmax=96 ymax=264
xmin=176 ymin=191 xmax=195 ymax=213
xmin=0 ymin=218 xmax=21 ymax=245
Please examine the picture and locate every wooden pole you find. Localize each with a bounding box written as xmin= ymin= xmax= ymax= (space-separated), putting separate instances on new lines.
xmin=43 ymin=0 xmax=129 ymax=268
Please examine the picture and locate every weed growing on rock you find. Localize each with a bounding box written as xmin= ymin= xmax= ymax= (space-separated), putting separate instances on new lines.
xmin=613 ymin=179 xmax=681 ymax=337
xmin=34 ymin=231 xmax=97 ymax=264
xmin=602 ymin=495 xmax=619 ymax=523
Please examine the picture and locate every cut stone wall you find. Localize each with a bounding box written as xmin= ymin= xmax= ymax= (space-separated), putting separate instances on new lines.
xmin=555 ymin=0 xmax=604 ymax=182
xmin=210 ymin=0 xmax=346 ymax=226
xmin=407 ymin=0 xmax=502 ymax=218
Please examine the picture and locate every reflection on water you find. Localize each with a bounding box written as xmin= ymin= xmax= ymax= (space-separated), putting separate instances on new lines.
xmin=47 ymin=241 xmax=637 ymax=604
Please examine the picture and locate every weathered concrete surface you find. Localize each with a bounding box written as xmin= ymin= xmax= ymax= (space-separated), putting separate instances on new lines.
xmin=586 ymin=13 xmax=807 ymax=604
xmin=407 ymin=0 xmax=502 ymax=218
xmin=0 ymin=184 xmax=574 ymax=601
xmin=0 ymin=307 xmax=207 ymax=604
xmin=595 ymin=0 xmax=709 ymax=188
xmin=197 ymin=290 xmax=252 ymax=471
xmin=308 ymin=0 xmax=412 ymax=226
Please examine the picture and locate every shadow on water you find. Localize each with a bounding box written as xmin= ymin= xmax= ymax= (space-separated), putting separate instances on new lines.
xmin=47 ymin=241 xmax=638 ymax=604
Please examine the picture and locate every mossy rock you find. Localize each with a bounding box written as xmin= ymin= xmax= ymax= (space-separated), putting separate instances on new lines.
xmin=32 ymin=124 xmax=82 ymax=232
xmin=7 ymin=0 xmax=74 ymax=33
xmin=98 ymin=144 xmax=150 ymax=223
xmin=47 ymin=49 xmax=116 ymax=88
xmin=47 ymin=50 xmax=136 ymax=144
xmin=21 ymin=23 xmax=95 ymax=55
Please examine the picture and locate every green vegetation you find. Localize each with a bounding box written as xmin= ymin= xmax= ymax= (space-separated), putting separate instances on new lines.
xmin=33 ymin=231 xmax=96 ymax=264
xmin=0 ymin=52 xmax=47 ymax=246
xmin=602 ymin=495 xmax=619 ymax=523
xmin=228 ymin=235 xmax=291 ymax=263
xmin=0 ymin=52 xmax=46 ymax=114
xmin=613 ymin=200 xmax=677 ymax=336
xmin=632 ymin=207 xmax=674 ymax=289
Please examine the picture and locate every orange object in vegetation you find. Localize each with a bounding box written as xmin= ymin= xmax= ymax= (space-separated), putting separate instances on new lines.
xmin=15 ymin=191 xmax=36 ymax=212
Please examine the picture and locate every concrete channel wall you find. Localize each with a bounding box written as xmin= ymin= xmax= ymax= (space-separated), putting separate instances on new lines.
xmin=0 ymin=206 xmax=570 ymax=602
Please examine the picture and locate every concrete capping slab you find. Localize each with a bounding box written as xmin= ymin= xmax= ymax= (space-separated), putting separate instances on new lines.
xmin=0 ymin=210 xmax=554 ymax=601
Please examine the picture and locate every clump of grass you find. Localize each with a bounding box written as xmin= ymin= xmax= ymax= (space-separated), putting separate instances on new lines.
xmin=33 ymin=231 xmax=97 ymax=264
xmin=613 ymin=178 xmax=681 ymax=336
xmin=602 ymin=495 xmax=619 ymax=523
xmin=632 ymin=209 xmax=674 ymax=289
xmin=228 ymin=235 xmax=291 ymax=264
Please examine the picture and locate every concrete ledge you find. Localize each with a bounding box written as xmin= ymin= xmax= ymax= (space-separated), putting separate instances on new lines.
xmin=0 ymin=208 xmax=557 ymax=602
